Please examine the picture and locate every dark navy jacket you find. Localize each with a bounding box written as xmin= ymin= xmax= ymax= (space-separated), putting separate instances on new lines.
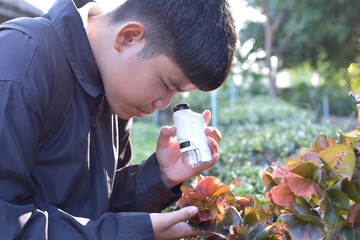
xmin=0 ymin=0 xmax=179 ymax=239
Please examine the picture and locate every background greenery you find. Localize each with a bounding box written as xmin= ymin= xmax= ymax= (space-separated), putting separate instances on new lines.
xmin=130 ymin=95 xmax=354 ymax=200
xmin=129 ymin=0 xmax=360 ymax=209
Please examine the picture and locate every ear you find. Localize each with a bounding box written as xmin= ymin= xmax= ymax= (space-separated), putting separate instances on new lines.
xmin=113 ymin=22 xmax=145 ymax=52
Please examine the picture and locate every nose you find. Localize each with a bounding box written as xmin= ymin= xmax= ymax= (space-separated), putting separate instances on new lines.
xmin=153 ymin=92 xmax=175 ymax=110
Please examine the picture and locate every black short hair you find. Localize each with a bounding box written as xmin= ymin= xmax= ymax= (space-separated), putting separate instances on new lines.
xmin=107 ymin=0 xmax=237 ymax=91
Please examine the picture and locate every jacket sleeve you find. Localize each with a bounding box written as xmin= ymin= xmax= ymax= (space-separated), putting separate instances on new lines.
xmin=108 ymin=118 xmax=182 ymax=213
xmin=0 ymin=30 xmax=155 ymax=240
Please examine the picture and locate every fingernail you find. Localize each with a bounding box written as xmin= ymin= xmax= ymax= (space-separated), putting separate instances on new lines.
xmin=188 ymin=207 xmax=198 ymax=215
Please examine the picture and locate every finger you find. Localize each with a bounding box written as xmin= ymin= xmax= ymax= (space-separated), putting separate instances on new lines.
xmin=157 ymin=126 xmax=176 ymax=148
xmin=205 ymin=127 xmax=222 ymax=142
xmin=194 ymin=153 xmax=218 ymax=173
xmin=208 ymin=137 xmax=219 ymax=154
xmin=158 ymin=206 xmax=199 ymax=229
xmin=202 ymin=110 xmax=211 ymax=126
xmin=212 ymin=152 xmax=220 ymax=162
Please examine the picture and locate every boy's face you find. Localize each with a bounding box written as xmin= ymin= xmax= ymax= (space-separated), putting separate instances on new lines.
xmin=89 ymin=21 xmax=197 ymax=120
xmin=101 ymin=53 xmax=196 ymax=120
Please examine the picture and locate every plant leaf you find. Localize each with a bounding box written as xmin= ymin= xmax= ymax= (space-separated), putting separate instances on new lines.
xmin=212 ymin=184 xmax=231 ymax=197
xmin=196 ymin=176 xmax=222 ymax=196
xmin=310 ymin=134 xmax=329 ymax=149
xmin=328 ymin=181 xmax=350 ymax=211
xmin=319 ymin=144 xmax=355 ymax=180
xmin=244 ymin=206 xmax=259 ymax=228
xmin=300 ymin=152 xmax=322 ymax=166
xmin=349 ymin=63 xmax=360 ymax=101
xmin=321 ymin=191 xmax=345 ymax=225
xmin=341 ymin=179 xmax=360 ymax=203
xmin=290 ymin=161 xmax=322 ymax=183
xmin=348 ymin=203 xmax=360 ymax=228
xmin=289 ymin=201 xmax=323 ymax=225
xmin=282 ymin=214 xmax=325 ymax=240
xmin=338 ymin=222 xmax=354 ymax=240
xmin=270 ymin=183 xmax=296 ymax=208
xmin=339 ymin=130 xmax=360 ymax=143
xmin=216 ymin=206 xmax=242 ymax=236
xmin=249 ymin=225 xmax=272 ymax=240
xmin=246 ymin=194 xmax=267 ymax=221
xmin=285 ymin=172 xmax=322 ymax=198
xmin=227 ymin=225 xmax=246 ymax=240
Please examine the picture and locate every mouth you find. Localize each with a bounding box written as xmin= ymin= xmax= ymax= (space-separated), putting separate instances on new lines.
xmin=136 ymin=108 xmax=152 ymax=118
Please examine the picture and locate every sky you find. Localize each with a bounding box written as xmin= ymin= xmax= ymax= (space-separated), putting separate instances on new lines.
xmin=24 ymin=0 xmax=264 ymax=33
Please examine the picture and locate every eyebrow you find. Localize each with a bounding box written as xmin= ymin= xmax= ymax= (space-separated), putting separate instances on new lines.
xmin=167 ymin=76 xmax=185 ymax=92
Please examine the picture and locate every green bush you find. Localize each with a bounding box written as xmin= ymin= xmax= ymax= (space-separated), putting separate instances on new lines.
xmin=204 ymin=96 xmax=341 ymax=198
xmin=130 ymin=96 xmax=343 ymax=200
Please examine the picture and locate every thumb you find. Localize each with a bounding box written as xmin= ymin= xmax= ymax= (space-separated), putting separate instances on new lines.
xmin=202 ymin=110 xmax=211 ymax=126
xmin=157 ymin=126 xmax=176 ymax=149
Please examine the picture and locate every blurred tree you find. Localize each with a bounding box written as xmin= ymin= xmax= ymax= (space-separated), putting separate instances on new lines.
xmin=239 ymin=0 xmax=360 ymax=96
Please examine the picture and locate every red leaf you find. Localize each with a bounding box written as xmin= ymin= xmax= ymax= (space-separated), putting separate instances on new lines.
xmin=199 ymin=208 xmax=213 ymax=222
xmin=270 ymin=183 xmax=296 ymax=208
xmin=180 ymin=184 xmax=195 ymax=194
xmin=285 ymin=172 xmax=322 ymax=198
xmin=265 ymin=191 xmax=276 ymax=210
xmin=348 ymin=203 xmax=360 ymax=225
xmin=196 ymin=176 xmax=222 ymax=196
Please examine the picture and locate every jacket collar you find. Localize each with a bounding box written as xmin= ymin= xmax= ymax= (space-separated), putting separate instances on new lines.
xmin=48 ymin=0 xmax=103 ymax=98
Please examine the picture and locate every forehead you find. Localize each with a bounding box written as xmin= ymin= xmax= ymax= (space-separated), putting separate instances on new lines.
xmin=150 ymin=54 xmax=197 ymax=92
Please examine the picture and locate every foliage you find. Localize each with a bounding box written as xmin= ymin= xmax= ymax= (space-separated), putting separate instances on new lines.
xmin=237 ymin=0 xmax=360 ymax=97
xmin=179 ymin=175 xmax=288 ymax=240
xmin=177 ymin=64 xmax=360 ymax=239
xmin=205 ymin=96 xmax=341 ymax=198
xmin=240 ymin=0 xmax=360 ymax=71
xmin=129 ymin=121 xmax=160 ymax=164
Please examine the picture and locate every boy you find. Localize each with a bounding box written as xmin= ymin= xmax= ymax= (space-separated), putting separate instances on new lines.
xmin=0 ymin=0 xmax=236 ymax=239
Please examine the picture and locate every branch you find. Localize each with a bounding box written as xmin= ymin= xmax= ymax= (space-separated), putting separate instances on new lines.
xmin=271 ymin=10 xmax=285 ymax=33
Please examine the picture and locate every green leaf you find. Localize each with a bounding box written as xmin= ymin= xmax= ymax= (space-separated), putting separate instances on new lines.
xmin=338 ymin=222 xmax=354 ymax=240
xmin=249 ymin=225 xmax=272 ymax=240
xmin=246 ymin=194 xmax=267 ymax=221
xmin=244 ymin=206 xmax=259 ymax=228
xmin=282 ymin=214 xmax=324 ymax=240
xmin=349 ymin=63 xmax=360 ymax=101
xmin=339 ymin=130 xmax=360 ymax=143
xmin=289 ymin=202 xmax=322 ymax=225
xmin=319 ymin=144 xmax=356 ymax=180
xmin=328 ymin=181 xmax=350 ymax=211
xmin=321 ymin=191 xmax=345 ymax=225
xmin=341 ymin=179 xmax=360 ymax=203
xmin=348 ymin=63 xmax=360 ymax=78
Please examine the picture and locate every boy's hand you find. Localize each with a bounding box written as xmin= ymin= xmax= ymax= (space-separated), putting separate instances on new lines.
xmin=156 ymin=110 xmax=221 ymax=189
xmin=150 ymin=206 xmax=199 ymax=240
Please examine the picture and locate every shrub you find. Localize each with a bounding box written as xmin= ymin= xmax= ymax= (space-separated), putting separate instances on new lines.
xmin=177 ymin=63 xmax=360 ymax=239
xmin=205 ymin=96 xmax=341 ymax=198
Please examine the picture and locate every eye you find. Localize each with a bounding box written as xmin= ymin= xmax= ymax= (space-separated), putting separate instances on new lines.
xmin=162 ymin=79 xmax=170 ymax=90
